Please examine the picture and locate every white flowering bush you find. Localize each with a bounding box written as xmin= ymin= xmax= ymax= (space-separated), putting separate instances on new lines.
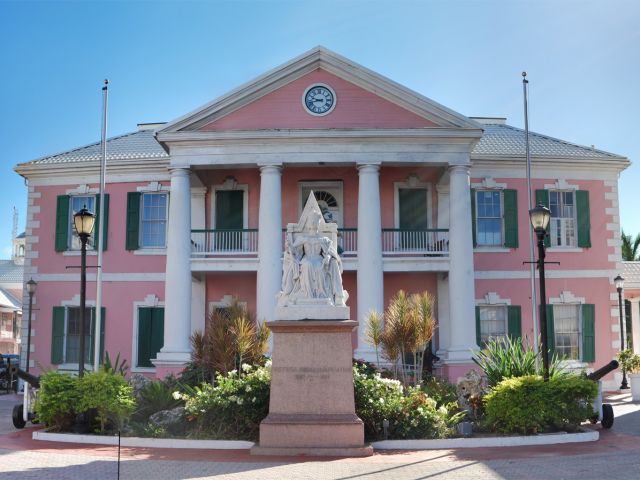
xmin=353 ymin=363 xmax=463 ymax=440
xmin=180 ymin=361 xmax=271 ymax=440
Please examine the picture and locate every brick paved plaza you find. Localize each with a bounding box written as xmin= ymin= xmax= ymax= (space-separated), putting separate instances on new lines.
xmin=1 ymin=392 xmax=639 ymax=480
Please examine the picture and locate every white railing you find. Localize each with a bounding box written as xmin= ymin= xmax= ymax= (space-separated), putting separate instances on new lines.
xmin=191 ymin=229 xmax=259 ymax=255
xmin=381 ymin=229 xmax=449 ymax=255
xmin=191 ymin=228 xmax=449 ymax=257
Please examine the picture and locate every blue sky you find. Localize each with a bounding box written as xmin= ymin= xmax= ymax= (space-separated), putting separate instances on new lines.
xmin=1 ymin=0 xmax=638 ymax=259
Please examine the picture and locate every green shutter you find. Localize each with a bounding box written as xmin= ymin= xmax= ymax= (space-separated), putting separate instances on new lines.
xmin=503 ymin=189 xmax=518 ymax=248
xmin=535 ymin=190 xmax=551 ymax=248
xmin=545 ymin=304 xmax=555 ymax=357
xmin=582 ymin=304 xmax=596 ymax=363
xmin=88 ymin=307 xmax=106 ymax=365
xmin=471 ymin=189 xmax=477 ymax=248
xmin=507 ymin=305 xmax=522 ymax=340
xmin=137 ymin=307 xmax=164 ymax=368
xmin=150 ymin=308 xmax=165 ymax=365
xmin=94 ymin=194 xmax=110 ymax=251
xmin=576 ymin=190 xmax=591 ymax=248
xmin=137 ymin=308 xmax=152 ymax=367
xmin=55 ymin=196 xmax=70 ymax=252
xmin=215 ymin=190 xmax=244 ymax=229
xmin=126 ymin=192 xmax=141 ymax=251
xmin=475 ymin=306 xmax=481 ymax=346
xmin=51 ymin=307 xmax=65 ymax=364
xmin=12 ymin=312 xmax=18 ymax=339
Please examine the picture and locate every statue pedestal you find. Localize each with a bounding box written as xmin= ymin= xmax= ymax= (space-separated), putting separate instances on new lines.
xmin=251 ymin=320 xmax=373 ymax=457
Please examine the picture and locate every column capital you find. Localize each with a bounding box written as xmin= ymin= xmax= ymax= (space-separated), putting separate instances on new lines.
xmin=448 ymin=164 xmax=471 ymax=175
xmin=168 ymin=167 xmax=191 ymax=177
xmin=259 ymin=164 xmax=283 ymax=174
xmin=356 ymin=163 xmax=381 ymax=173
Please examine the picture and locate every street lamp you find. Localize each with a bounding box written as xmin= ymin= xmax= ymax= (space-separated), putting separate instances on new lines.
xmin=614 ymin=274 xmax=629 ymax=390
xmin=25 ymin=278 xmax=37 ymax=373
xmin=530 ymin=204 xmax=551 ymax=381
xmin=73 ymin=206 xmax=95 ymax=378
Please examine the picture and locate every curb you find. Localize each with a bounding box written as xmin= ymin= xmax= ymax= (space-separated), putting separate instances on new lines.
xmin=371 ymin=429 xmax=599 ymax=450
xmin=32 ymin=431 xmax=254 ymax=450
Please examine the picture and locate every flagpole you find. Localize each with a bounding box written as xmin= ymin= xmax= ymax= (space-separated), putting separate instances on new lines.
xmin=523 ymin=72 xmax=540 ymax=367
xmin=94 ymin=79 xmax=108 ymax=371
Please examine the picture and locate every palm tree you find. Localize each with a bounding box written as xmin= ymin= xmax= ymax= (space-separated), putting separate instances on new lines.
xmin=621 ymin=229 xmax=640 ymax=261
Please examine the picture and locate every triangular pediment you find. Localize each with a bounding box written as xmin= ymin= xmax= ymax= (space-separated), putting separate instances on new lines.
xmin=158 ymin=46 xmax=480 ymax=134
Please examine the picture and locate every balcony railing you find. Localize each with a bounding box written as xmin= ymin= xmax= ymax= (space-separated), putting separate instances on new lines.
xmin=191 ymin=228 xmax=448 ymax=256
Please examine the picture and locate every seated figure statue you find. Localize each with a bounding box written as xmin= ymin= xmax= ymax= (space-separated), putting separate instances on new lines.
xmin=278 ymin=193 xmax=348 ymax=310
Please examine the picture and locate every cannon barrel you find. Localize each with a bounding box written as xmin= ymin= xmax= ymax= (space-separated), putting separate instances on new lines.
xmin=587 ymin=360 xmax=619 ymax=382
xmin=7 ymin=365 xmax=40 ymax=389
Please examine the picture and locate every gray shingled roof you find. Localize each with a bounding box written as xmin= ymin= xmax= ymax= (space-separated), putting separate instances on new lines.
xmin=17 ymin=122 xmax=625 ymax=166
xmin=0 ymin=260 xmax=23 ymax=283
xmin=23 ymin=130 xmax=168 ymax=166
xmin=623 ymin=261 xmax=640 ymax=289
xmin=473 ymin=123 xmax=625 ymax=159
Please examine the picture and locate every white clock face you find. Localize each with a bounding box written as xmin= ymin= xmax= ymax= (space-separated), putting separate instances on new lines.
xmin=303 ymin=84 xmax=336 ymax=116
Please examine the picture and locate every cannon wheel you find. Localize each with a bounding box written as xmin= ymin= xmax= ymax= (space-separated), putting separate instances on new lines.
xmin=12 ymin=404 xmax=25 ymax=429
xmin=601 ymin=403 xmax=614 ymax=429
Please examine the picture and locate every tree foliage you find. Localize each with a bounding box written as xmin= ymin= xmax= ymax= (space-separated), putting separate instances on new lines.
xmin=621 ymin=229 xmax=640 ymax=261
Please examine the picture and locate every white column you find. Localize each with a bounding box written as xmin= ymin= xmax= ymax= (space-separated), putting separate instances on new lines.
xmin=445 ymin=165 xmax=477 ymax=363
xmin=355 ymin=163 xmax=384 ymax=360
xmin=257 ymin=164 xmax=283 ymax=324
xmin=631 ymin=298 xmax=640 ymax=355
xmin=155 ymin=167 xmax=192 ymax=367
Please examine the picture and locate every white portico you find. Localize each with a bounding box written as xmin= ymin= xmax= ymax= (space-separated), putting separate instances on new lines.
xmin=154 ymin=46 xmax=483 ymax=372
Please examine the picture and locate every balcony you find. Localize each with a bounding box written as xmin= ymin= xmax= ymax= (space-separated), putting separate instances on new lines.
xmin=191 ymin=228 xmax=449 ymax=273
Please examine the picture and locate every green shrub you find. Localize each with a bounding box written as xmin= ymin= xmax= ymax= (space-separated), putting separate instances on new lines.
xmin=420 ymin=376 xmax=458 ymax=408
xmin=35 ymin=371 xmax=80 ymax=431
xmin=390 ymin=388 xmax=464 ymax=439
xmin=353 ymin=364 xmax=463 ymax=440
xmin=484 ymin=374 xmax=598 ymax=434
xmin=182 ymin=362 xmax=271 ymax=440
xmin=473 ymin=336 xmax=566 ymax=387
xmin=77 ymin=371 xmax=136 ymax=433
xmin=132 ymin=380 xmax=183 ymax=423
xmin=353 ymin=363 xmax=404 ymax=440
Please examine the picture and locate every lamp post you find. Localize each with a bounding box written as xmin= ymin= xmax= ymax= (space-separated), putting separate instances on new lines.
xmin=25 ymin=278 xmax=37 ymax=373
xmin=73 ymin=206 xmax=95 ymax=378
xmin=614 ymin=274 xmax=629 ymax=389
xmin=529 ymin=204 xmax=552 ymax=381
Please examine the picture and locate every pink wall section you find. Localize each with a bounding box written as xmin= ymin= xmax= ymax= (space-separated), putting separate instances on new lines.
xmin=31 ymin=183 xmax=169 ymax=274
xmin=30 ymin=281 xmax=165 ymax=375
xmin=200 ymin=70 xmax=438 ymax=131
xmin=472 ymin=178 xmax=615 ymax=271
xmin=206 ymin=273 xmax=257 ymax=317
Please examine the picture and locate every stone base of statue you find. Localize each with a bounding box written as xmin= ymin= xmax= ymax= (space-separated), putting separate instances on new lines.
xmin=251 ymin=320 xmax=373 ymax=457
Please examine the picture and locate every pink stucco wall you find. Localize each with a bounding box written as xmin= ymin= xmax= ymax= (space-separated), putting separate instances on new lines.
xmin=200 ymin=70 xmax=438 ymax=131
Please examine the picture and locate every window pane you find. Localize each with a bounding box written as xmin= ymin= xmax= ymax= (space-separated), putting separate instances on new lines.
xmin=65 ymin=307 xmax=93 ymax=364
xmin=553 ymin=304 xmax=580 ymax=360
xmin=476 ymin=191 xmax=502 ymax=246
xmin=550 ymin=191 xmax=577 ymax=247
xmin=141 ymin=193 xmax=167 ymax=248
xmin=69 ymin=196 xmax=96 ymax=250
xmin=479 ymin=306 xmax=507 ymax=344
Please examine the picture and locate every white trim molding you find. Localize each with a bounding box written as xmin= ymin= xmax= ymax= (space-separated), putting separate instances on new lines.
xmin=136 ymin=181 xmax=170 ymax=193
xmin=211 ymin=177 xmax=249 ymax=230
xmin=66 ymin=184 xmax=99 ymax=195
xmin=471 ymin=176 xmax=507 ymax=190
xmin=543 ymin=179 xmax=580 ymax=191
xmin=548 ymin=291 xmax=585 ymax=305
xmin=475 ymin=292 xmax=511 ymax=306
xmin=393 ymin=174 xmax=432 ymax=229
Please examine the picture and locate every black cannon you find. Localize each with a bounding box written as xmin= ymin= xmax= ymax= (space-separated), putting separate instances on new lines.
xmin=587 ymin=360 xmax=618 ymax=429
xmin=8 ymin=365 xmax=40 ymax=429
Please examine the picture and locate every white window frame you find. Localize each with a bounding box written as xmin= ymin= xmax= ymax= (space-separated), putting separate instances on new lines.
xmin=549 ymin=190 xmax=577 ymax=248
xmin=299 ymin=181 xmax=343 ymax=227
xmin=56 ymin=296 xmax=96 ymax=372
xmin=68 ymin=195 xmax=97 ymax=251
xmin=138 ymin=192 xmax=169 ymax=249
xmin=393 ymin=175 xmax=432 ymax=230
xmin=475 ymin=189 xmax=504 ymax=247
xmin=549 ymin=291 xmax=586 ymax=367
xmin=211 ymin=177 xmax=249 ymax=230
xmin=475 ymin=292 xmax=511 ymax=346
xmin=131 ymin=294 xmax=165 ymax=373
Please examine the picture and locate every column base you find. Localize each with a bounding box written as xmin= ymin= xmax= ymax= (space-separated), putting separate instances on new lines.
xmin=152 ymin=351 xmax=191 ymax=378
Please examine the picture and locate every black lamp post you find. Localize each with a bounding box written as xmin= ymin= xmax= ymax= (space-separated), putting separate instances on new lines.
xmin=73 ymin=206 xmax=95 ymax=378
xmin=530 ymin=204 xmax=552 ymax=381
xmin=614 ymin=274 xmax=629 ymax=389
xmin=25 ymin=278 xmax=37 ymax=373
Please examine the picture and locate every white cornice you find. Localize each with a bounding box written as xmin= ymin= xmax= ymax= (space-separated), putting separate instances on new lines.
xmin=157 ymin=46 xmax=482 ymax=135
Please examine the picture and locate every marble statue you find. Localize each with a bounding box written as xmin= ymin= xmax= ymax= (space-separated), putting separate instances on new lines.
xmin=276 ymin=192 xmax=349 ymax=320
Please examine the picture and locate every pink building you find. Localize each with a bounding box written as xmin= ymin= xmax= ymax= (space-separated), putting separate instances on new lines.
xmin=14 ymin=48 xmax=630 ymax=388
